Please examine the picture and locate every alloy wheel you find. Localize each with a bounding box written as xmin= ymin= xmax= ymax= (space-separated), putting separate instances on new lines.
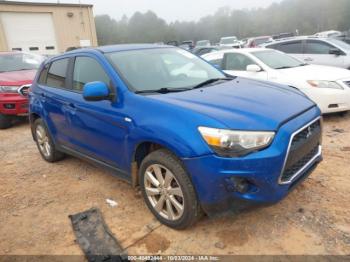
xmin=36 ymin=125 xmax=51 ymax=158
xmin=144 ymin=164 xmax=185 ymax=220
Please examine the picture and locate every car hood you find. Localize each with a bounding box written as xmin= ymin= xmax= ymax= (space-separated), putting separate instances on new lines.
xmin=0 ymin=69 xmax=37 ymax=85
xmin=278 ymin=64 xmax=350 ymax=81
xmin=149 ymin=77 xmax=315 ymax=131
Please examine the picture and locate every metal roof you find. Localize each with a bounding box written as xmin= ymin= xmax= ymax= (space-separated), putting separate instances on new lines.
xmin=0 ymin=1 xmax=93 ymax=8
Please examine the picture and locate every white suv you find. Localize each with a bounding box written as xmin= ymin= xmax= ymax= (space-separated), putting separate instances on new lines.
xmin=262 ymin=37 xmax=350 ymax=69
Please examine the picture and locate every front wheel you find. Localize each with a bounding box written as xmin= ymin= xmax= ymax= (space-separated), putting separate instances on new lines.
xmin=139 ymin=149 xmax=202 ymax=229
xmin=0 ymin=114 xmax=13 ymax=129
xmin=33 ymin=118 xmax=65 ymax=162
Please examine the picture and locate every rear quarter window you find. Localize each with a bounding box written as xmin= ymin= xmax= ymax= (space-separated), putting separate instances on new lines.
xmin=38 ymin=64 xmax=49 ymax=85
xmin=46 ymin=58 xmax=69 ymax=88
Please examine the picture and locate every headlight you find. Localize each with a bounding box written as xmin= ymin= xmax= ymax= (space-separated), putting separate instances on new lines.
xmin=0 ymin=86 xmax=19 ymax=93
xmin=198 ymin=127 xmax=275 ymax=157
xmin=307 ymin=80 xmax=343 ymax=90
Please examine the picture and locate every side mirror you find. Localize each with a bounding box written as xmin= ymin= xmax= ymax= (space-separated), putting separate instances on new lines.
xmin=329 ymin=48 xmax=343 ymax=56
xmin=83 ymin=81 xmax=111 ymax=101
xmin=246 ymin=64 xmax=262 ymax=72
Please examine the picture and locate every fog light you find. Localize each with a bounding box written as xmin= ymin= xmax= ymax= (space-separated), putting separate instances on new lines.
xmin=233 ymin=178 xmax=249 ymax=193
xmin=225 ymin=177 xmax=250 ymax=193
xmin=4 ymin=104 xmax=15 ymax=109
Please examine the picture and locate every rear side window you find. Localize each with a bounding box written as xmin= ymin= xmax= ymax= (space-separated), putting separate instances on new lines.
xmin=268 ymin=41 xmax=303 ymax=54
xmin=46 ymin=59 xmax=69 ymax=88
xmin=305 ymin=40 xmax=333 ymax=54
xmin=73 ymin=57 xmax=111 ymax=92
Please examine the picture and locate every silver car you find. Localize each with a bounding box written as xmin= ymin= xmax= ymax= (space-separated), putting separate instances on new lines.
xmin=262 ymin=36 xmax=350 ymax=69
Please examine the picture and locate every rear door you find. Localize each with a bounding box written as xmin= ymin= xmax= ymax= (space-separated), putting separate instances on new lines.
xmin=304 ymin=40 xmax=345 ymax=67
xmin=36 ymin=58 xmax=73 ymax=144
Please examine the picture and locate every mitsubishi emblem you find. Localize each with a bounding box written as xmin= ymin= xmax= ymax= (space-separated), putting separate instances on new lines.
xmin=306 ymin=126 xmax=312 ymax=138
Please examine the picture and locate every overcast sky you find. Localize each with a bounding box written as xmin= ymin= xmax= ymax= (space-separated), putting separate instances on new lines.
xmin=15 ymin=0 xmax=282 ymax=22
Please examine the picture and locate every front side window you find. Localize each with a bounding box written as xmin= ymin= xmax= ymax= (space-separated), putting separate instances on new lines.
xmin=0 ymin=53 xmax=45 ymax=73
xmin=106 ymin=48 xmax=225 ymax=92
xmin=224 ymin=53 xmax=256 ymax=71
xmin=46 ymin=58 xmax=69 ymax=88
xmin=73 ymin=57 xmax=111 ymax=92
xmin=305 ymin=40 xmax=335 ymax=54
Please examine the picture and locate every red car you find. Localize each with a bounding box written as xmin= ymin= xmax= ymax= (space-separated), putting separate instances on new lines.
xmin=0 ymin=52 xmax=44 ymax=129
xmin=245 ymin=36 xmax=273 ymax=48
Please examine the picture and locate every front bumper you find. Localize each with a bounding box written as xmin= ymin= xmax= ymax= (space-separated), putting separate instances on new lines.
xmin=0 ymin=93 xmax=28 ymax=116
xmin=302 ymin=88 xmax=350 ymax=114
xmin=182 ymin=107 xmax=322 ymax=215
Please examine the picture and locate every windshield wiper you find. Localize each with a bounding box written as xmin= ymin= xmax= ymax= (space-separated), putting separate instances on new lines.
xmin=275 ymin=66 xmax=292 ymax=70
xmin=191 ymin=78 xmax=233 ymax=89
xmin=135 ymin=87 xmax=192 ymax=94
xmin=15 ymin=68 xmax=35 ymax=71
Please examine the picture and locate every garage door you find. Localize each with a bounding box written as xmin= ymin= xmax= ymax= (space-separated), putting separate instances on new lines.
xmin=0 ymin=12 xmax=58 ymax=55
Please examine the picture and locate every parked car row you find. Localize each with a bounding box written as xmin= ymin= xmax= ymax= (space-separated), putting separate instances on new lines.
xmin=203 ymin=48 xmax=350 ymax=113
xmin=261 ymin=36 xmax=350 ymax=69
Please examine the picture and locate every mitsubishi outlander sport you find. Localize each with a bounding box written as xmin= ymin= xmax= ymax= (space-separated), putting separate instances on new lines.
xmin=29 ymin=44 xmax=323 ymax=229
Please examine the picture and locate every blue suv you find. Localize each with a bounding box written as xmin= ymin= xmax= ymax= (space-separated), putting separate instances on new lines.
xmin=29 ymin=44 xmax=322 ymax=229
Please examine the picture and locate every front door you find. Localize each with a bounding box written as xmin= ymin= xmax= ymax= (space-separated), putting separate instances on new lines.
xmin=304 ymin=40 xmax=345 ymax=67
xmin=63 ymin=55 xmax=130 ymax=171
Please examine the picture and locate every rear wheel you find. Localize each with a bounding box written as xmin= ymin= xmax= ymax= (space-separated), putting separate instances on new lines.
xmin=0 ymin=114 xmax=12 ymax=129
xmin=139 ymin=149 xmax=202 ymax=229
xmin=33 ymin=118 xmax=65 ymax=162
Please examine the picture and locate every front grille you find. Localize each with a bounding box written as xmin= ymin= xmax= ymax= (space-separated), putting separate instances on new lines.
xmin=280 ymin=119 xmax=321 ymax=184
xmin=344 ymin=81 xmax=350 ymax=88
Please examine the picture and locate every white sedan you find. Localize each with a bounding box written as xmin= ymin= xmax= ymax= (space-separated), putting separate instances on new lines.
xmin=202 ymin=48 xmax=350 ymax=114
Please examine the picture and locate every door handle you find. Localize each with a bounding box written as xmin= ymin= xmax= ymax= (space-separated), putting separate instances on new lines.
xmin=67 ymin=103 xmax=76 ymax=109
xmin=304 ymin=57 xmax=313 ymax=62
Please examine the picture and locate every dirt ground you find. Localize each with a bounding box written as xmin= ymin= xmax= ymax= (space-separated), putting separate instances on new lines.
xmin=0 ymin=113 xmax=349 ymax=256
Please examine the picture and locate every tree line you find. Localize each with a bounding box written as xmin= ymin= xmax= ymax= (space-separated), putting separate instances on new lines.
xmin=95 ymin=0 xmax=350 ymax=45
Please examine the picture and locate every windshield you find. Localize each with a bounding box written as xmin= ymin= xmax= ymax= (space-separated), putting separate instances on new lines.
xmin=327 ymin=38 xmax=350 ymax=51
xmin=106 ymin=48 xmax=225 ymax=93
xmin=220 ymin=37 xmax=237 ymax=44
xmin=253 ymin=50 xmax=305 ymax=69
xmin=0 ymin=53 xmax=45 ymax=73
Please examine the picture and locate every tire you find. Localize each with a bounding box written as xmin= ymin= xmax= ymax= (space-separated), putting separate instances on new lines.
xmin=0 ymin=114 xmax=13 ymax=129
xmin=33 ymin=118 xmax=65 ymax=162
xmin=338 ymin=111 xmax=348 ymax=117
xmin=139 ymin=149 xmax=202 ymax=229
